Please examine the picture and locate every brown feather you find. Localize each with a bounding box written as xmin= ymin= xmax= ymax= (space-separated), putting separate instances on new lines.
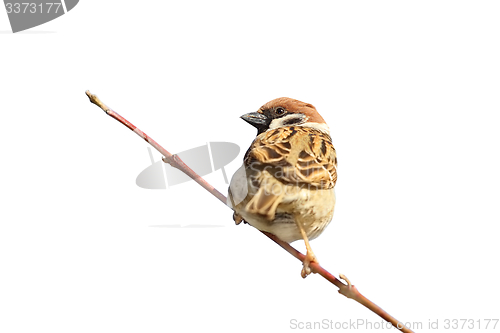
xmin=260 ymin=97 xmax=327 ymax=124
xmin=244 ymin=126 xmax=337 ymax=190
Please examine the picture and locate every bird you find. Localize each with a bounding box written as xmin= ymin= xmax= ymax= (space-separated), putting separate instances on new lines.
xmin=227 ymin=97 xmax=337 ymax=278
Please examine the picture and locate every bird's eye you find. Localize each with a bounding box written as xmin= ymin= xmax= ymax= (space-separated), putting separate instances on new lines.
xmin=275 ymin=107 xmax=285 ymax=115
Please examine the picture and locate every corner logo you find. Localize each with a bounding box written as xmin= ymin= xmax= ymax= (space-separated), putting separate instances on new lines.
xmin=3 ymin=0 xmax=78 ymax=33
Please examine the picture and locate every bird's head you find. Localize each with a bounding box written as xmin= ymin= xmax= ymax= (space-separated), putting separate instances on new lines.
xmin=240 ymin=97 xmax=328 ymax=134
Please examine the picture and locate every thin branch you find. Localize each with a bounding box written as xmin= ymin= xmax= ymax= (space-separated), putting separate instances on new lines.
xmin=85 ymin=90 xmax=415 ymax=333
xmin=85 ymin=91 xmax=226 ymax=204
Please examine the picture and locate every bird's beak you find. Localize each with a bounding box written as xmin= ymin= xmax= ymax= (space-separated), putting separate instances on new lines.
xmin=240 ymin=111 xmax=269 ymax=129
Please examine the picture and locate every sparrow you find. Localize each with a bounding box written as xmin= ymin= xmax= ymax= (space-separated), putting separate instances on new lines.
xmin=227 ymin=97 xmax=337 ymax=278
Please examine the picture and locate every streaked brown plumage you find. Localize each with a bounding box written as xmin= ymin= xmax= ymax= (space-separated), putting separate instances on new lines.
xmin=228 ymin=97 xmax=337 ymax=277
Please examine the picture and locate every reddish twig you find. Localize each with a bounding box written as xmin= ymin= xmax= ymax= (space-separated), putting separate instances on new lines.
xmin=85 ymin=90 xmax=415 ymax=333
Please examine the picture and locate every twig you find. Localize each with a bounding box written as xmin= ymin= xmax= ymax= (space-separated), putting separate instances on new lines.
xmin=84 ymin=91 xmax=226 ymax=204
xmin=85 ymin=90 xmax=415 ymax=333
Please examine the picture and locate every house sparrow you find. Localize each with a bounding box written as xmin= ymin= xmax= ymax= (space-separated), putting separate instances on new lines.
xmin=228 ymin=97 xmax=337 ymax=278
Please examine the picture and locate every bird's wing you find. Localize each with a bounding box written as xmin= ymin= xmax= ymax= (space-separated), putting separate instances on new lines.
xmin=245 ymin=126 xmax=337 ymax=190
xmin=242 ymin=126 xmax=337 ymax=220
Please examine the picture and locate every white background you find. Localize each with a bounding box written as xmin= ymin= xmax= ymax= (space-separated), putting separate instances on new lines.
xmin=1 ymin=1 xmax=499 ymax=332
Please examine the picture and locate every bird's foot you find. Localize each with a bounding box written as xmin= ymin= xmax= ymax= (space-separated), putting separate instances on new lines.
xmin=301 ymin=252 xmax=318 ymax=278
xmin=233 ymin=212 xmax=244 ymax=225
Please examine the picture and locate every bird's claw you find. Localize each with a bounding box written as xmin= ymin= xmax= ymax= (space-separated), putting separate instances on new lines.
xmin=301 ymin=253 xmax=317 ymax=278
xmin=301 ymin=266 xmax=311 ymax=278
xmin=233 ymin=212 xmax=244 ymax=225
